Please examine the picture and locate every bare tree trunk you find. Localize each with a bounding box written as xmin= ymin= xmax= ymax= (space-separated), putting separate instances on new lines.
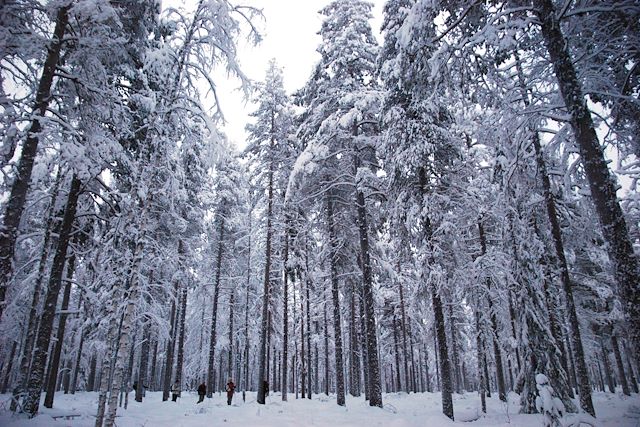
xmin=149 ymin=339 xmax=158 ymax=391
xmin=94 ymin=300 xmax=119 ymax=427
xmin=448 ymin=304 xmax=462 ymax=394
xmin=398 ymin=280 xmax=411 ymax=393
xmin=534 ymin=0 xmax=640 ymax=368
xmin=358 ymin=283 xmax=369 ymax=401
xmin=44 ymin=249 xmax=77 ymax=407
xmin=314 ymin=322 xmax=319 ymax=395
xmin=478 ymin=223 xmax=507 ymax=402
xmin=228 ymin=287 xmax=234 ymax=381
xmin=305 ymin=262 xmax=313 ymax=399
xmin=433 ymin=285 xmax=454 ymax=420
xmin=135 ymin=321 xmax=150 ymax=402
xmin=474 ymin=302 xmax=486 ymax=413
xmin=207 ymin=213 xmax=225 ymax=398
xmin=324 ymin=302 xmax=329 ymax=396
xmin=326 ymin=193 xmax=346 ymax=406
xmin=103 ymin=226 xmax=146 ymax=427
xmin=23 ymin=176 xmax=81 ymax=416
xmin=611 ymin=333 xmax=631 ymax=396
xmin=243 ymin=207 xmax=252 ymax=392
xmin=392 ymin=313 xmax=402 ymax=392
xmin=121 ymin=332 xmax=136 ymax=409
xmin=257 ymin=150 xmax=274 ymax=404
xmin=11 ymin=174 xmax=62 ymax=410
xmin=0 ymin=4 xmax=70 ymax=320
xmin=349 ymin=286 xmax=360 ymax=396
xmin=1 ymin=340 xmax=17 ymax=393
xmin=163 ymin=277 xmax=179 ymax=401
xmin=282 ymin=220 xmax=289 ymax=401
xmin=354 ymin=154 xmax=382 ymax=408
xmin=70 ymin=295 xmax=86 ymax=395
xmin=424 ymin=342 xmax=432 ymax=392
xmin=174 ymin=284 xmax=187 ymax=395
xmin=300 ymin=274 xmax=306 ymax=399
xmin=623 ymin=338 xmax=639 ymax=393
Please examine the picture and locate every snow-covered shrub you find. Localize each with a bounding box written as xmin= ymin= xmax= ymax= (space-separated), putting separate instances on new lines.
xmin=535 ymin=373 xmax=565 ymax=427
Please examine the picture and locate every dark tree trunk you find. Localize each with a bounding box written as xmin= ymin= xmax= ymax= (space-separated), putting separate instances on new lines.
xmin=475 ymin=305 xmax=486 ymax=413
xmin=23 ymin=176 xmax=81 ymax=416
xmin=87 ymin=353 xmax=97 ymax=392
xmin=163 ymin=277 xmax=180 ymax=401
xmin=282 ymin=220 xmax=289 ymax=401
xmin=392 ymin=313 xmax=402 ymax=392
xmin=424 ymin=342 xmax=432 ymax=392
xmin=301 ymin=276 xmax=306 ymax=399
xmin=478 ymin=223 xmax=507 ymax=402
xmin=257 ymin=150 xmax=274 ymax=405
xmin=243 ymin=209 xmax=252 ymax=392
xmin=448 ymin=303 xmax=462 ymax=394
xmin=534 ymin=0 xmax=640 ymax=367
xmin=354 ymin=155 xmax=382 ymax=407
xmin=326 ymin=193 xmax=346 ymax=406
xmin=398 ymin=280 xmax=411 ymax=393
xmin=527 ymin=121 xmax=593 ymax=413
xmin=0 ymin=5 xmax=70 ymax=320
xmin=349 ymin=286 xmax=360 ymax=396
xmin=623 ymin=338 xmax=639 ymax=393
xmin=149 ymin=339 xmax=158 ymax=392
xmin=433 ymin=289 xmax=454 ymax=420
xmin=12 ymin=174 xmax=62 ymax=409
xmin=174 ymin=283 xmax=187 ymax=394
xmin=44 ymin=249 xmax=77 ymax=408
xmin=324 ymin=301 xmax=329 ymax=396
xmin=359 ymin=284 xmax=369 ymax=401
xmin=314 ymin=323 xmax=319 ymax=395
xmin=483 ymin=352 xmax=491 ymax=397
xmin=135 ymin=322 xmax=150 ymax=402
xmin=228 ymin=288 xmax=234 ymax=381
xmin=305 ymin=265 xmax=313 ymax=399
xmin=207 ymin=214 xmax=225 ymax=398
xmin=600 ymin=336 xmax=615 ymax=393
xmin=1 ymin=340 xmax=17 ymax=393
xmin=70 ymin=296 xmax=85 ymax=395
xmin=611 ymin=333 xmax=630 ymax=396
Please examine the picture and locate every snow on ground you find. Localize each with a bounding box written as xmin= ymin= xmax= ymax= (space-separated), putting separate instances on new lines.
xmin=0 ymin=390 xmax=638 ymax=427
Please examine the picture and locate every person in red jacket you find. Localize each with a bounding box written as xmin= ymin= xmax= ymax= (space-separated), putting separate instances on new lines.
xmin=226 ymin=379 xmax=236 ymax=405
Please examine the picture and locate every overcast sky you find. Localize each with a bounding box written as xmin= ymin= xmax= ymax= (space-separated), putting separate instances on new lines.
xmin=211 ymin=0 xmax=386 ymax=150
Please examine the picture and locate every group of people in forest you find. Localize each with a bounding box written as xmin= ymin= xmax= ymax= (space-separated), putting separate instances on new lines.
xmin=170 ymin=379 xmax=238 ymax=405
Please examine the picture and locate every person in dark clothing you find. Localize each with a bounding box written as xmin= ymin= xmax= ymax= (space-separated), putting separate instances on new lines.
xmin=197 ymin=382 xmax=206 ymax=403
xmin=226 ymin=379 xmax=236 ymax=405
xmin=263 ymin=380 xmax=269 ymax=397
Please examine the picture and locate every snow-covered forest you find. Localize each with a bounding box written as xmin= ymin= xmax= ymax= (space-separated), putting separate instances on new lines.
xmin=1 ymin=0 xmax=639 ymax=426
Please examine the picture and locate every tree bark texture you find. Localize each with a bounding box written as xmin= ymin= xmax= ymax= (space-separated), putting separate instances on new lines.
xmin=534 ymin=0 xmax=640 ymax=367
xmin=207 ymin=213 xmax=225 ymax=398
xmin=0 ymin=4 xmax=70 ymax=321
xmin=257 ymin=154 xmax=274 ymax=405
xmin=44 ymin=249 xmax=77 ymax=408
xmin=23 ymin=176 xmax=81 ymax=416
xmin=326 ymin=193 xmax=346 ymax=406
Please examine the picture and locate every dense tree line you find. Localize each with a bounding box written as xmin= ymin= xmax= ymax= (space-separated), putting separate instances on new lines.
xmin=0 ymin=0 xmax=638 ymax=425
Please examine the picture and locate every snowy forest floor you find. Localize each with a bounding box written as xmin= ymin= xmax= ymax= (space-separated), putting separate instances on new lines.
xmin=1 ymin=390 xmax=639 ymax=427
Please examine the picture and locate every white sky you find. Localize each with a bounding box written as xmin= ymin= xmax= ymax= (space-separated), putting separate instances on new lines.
xmin=210 ymin=0 xmax=386 ymax=151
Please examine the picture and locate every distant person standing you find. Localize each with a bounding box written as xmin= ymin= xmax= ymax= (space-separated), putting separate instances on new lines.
xmin=197 ymin=382 xmax=206 ymax=403
xmin=171 ymin=382 xmax=180 ymax=402
xmin=226 ymin=379 xmax=236 ymax=405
